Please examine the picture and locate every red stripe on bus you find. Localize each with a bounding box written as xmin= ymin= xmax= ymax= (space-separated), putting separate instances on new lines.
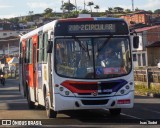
xmin=59 ymin=18 xmax=94 ymax=22
xmin=61 ymin=80 xmax=98 ymax=93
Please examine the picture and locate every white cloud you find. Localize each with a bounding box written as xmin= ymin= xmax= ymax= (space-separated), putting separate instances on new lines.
xmin=27 ymin=2 xmax=54 ymax=9
xmin=27 ymin=2 xmax=50 ymax=8
xmin=137 ymin=0 xmax=160 ymax=11
xmin=0 ymin=5 xmax=13 ymax=9
xmin=0 ymin=14 xmax=17 ymax=19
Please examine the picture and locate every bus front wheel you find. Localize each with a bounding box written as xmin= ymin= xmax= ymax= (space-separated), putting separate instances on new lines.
xmin=109 ymin=108 xmax=121 ymax=116
xmin=45 ymin=97 xmax=57 ymax=118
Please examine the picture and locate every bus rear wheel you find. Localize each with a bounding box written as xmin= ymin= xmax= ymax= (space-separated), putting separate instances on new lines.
xmin=109 ymin=108 xmax=121 ymax=116
xmin=45 ymin=97 xmax=57 ymax=118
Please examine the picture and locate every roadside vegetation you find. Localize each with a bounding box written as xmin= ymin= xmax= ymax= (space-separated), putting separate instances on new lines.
xmin=135 ymin=84 xmax=160 ymax=98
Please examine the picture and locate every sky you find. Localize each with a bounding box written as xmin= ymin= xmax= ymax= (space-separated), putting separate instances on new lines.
xmin=0 ymin=0 xmax=160 ymax=19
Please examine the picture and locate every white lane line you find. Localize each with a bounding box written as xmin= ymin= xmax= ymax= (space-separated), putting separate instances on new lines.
xmin=120 ymin=113 xmax=142 ymax=119
xmin=143 ymin=108 xmax=160 ymax=114
xmin=105 ymin=109 xmax=142 ymax=119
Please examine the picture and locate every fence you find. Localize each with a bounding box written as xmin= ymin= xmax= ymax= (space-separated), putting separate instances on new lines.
xmin=134 ymin=67 xmax=160 ymax=88
xmin=4 ymin=70 xmax=19 ymax=79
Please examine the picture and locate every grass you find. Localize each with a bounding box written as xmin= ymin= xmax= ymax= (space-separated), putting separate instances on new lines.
xmin=135 ymin=84 xmax=160 ymax=97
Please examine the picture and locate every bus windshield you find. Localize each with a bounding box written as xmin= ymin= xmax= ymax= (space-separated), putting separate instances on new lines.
xmin=55 ymin=37 xmax=131 ymax=79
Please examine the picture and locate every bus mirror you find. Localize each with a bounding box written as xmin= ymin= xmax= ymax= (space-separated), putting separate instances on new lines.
xmin=133 ymin=36 xmax=139 ymax=49
xmin=47 ymin=40 xmax=53 ymax=53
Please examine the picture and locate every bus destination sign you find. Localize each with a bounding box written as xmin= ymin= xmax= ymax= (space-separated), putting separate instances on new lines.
xmin=68 ymin=24 xmax=116 ymax=33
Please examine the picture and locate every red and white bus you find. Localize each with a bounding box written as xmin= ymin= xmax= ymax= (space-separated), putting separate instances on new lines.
xmin=19 ymin=17 xmax=139 ymax=118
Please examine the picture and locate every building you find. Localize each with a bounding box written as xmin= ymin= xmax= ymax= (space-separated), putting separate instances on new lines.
xmin=132 ymin=25 xmax=160 ymax=67
xmin=121 ymin=11 xmax=151 ymax=26
xmin=0 ymin=29 xmax=29 ymax=63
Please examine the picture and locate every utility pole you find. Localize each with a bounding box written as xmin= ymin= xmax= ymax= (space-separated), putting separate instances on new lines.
xmin=75 ymin=0 xmax=77 ymax=11
xmin=68 ymin=0 xmax=71 ymax=13
xmin=61 ymin=0 xmax=64 ymax=13
xmin=84 ymin=0 xmax=86 ymax=10
xmin=132 ymin=0 xmax=134 ymax=11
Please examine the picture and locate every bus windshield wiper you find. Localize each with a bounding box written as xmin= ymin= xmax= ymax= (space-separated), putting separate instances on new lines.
xmin=74 ymin=37 xmax=87 ymax=52
xmin=97 ymin=35 xmax=113 ymax=53
xmin=74 ymin=37 xmax=91 ymax=59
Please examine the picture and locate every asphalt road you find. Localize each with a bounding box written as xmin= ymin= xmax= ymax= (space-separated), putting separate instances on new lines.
xmin=0 ymin=79 xmax=160 ymax=127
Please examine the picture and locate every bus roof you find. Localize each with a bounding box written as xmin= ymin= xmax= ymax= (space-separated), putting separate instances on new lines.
xmin=20 ymin=17 xmax=127 ymax=40
xmin=58 ymin=17 xmax=125 ymax=22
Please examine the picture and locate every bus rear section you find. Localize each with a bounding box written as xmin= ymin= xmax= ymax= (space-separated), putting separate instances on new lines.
xmin=19 ymin=17 xmax=138 ymax=118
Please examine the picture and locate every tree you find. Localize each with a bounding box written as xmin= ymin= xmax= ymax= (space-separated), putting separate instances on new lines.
xmin=44 ymin=8 xmax=54 ymax=18
xmin=94 ymin=5 xmax=99 ymax=12
xmin=44 ymin=8 xmax=53 ymax=14
xmin=125 ymin=9 xmax=132 ymax=13
xmin=61 ymin=2 xmax=76 ymax=13
xmin=63 ymin=11 xmax=79 ymax=18
xmin=154 ymin=9 xmax=160 ymax=14
xmin=9 ymin=18 xmax=19 ymax=23
xmin=114 ymin=7 xmax=124 ymax=13
xmin=135 ymin=8 xmax=140 ymax=12
xmin=80 ymin=9 xmax=90 ymax=14
xmin=87 ymin=2 xmax=94 ymax=12
xmin=29 ymin=11 xmax=34 ymax=15
xmin=147 ymin=10 xmax=153 ymax=14
xmin=25 ymin=16 xmax=32 ymax=21
xmin=108 ymin=7 xmax=113 ymax=12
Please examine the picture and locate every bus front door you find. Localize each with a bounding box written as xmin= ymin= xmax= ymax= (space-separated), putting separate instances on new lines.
xmin=33 ymin=44 xmax=38 ymax=101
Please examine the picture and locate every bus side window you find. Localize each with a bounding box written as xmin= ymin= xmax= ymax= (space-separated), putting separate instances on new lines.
xmin=25 ymin=39 xmax=30 ymax=63
xmin=43 ymin=33 xmax=48 ymax=63
xmin=29 ymin=38 xmax=33 ymax=64
xmin=38 ymin=34 xmax=43 ymax=63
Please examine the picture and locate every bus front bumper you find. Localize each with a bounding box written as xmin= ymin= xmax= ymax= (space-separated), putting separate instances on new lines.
xmin=53 ymin=91 xmax=134 ymax=111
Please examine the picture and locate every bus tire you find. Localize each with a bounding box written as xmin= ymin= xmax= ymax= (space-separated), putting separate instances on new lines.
xmin=45 ymin=97 xmax=57 ymax=118
xmin=109 ymin=108 xmax=121 ymax=116
xmin=26 ymin=85 xmax=35 ymax=109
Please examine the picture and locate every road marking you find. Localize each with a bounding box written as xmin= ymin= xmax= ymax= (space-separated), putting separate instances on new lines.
xmin=120 ymin=113 xmax=142 ymax=119
xmin=143 ymin=108 xmax=160 ymax=114
xmin=105 ymin=109 xmax=142 ymax=119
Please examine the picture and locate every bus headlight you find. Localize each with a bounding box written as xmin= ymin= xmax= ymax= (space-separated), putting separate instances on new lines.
xmin=125 ymin=85 xmax=130 ymax=90
xmin=59 ymin=87 xmax=64 ymax=91
xmin=115 ymin=85 xmax=132 ymax=96
xmin=65 ymin=91 xmax=70 ymax=96
xmin=120 ymin=89 xmax=125 ymax=94
xmin=58 ymin=85 xmax=74 ymax=97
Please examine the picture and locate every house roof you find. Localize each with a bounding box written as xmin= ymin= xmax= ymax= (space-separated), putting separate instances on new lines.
xmin=146 ymin=41 xmax=160 ymax=48
xmin=135 ymin=25 xmax=160 ymax=32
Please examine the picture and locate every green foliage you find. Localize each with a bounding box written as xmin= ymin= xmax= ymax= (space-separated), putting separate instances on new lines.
xmin=148 ymin=10 xmax=153 ymax=14
xmin=154 ymin=9 xmax=160 ymax=14
xmin=9 ymin=18 xmax=19 ymax=23
xmin=61 ymin=2 xmax=76 ymax=13
xmin=135 ymin=84 xmax=160 ymax=96
xmin=44 ymin=8 xmax=54 ymax=18
xmin=44 ymin=8 xmax=53 ymax=14
xmin=62 ymin=11 xmax=79 ymax=18
xmin=125 ymin=9 xmax=132 ymax=13
xmin=20 ymin=19 xmax=27 ymax=23
xmin=25 ymin=16 xmax=32 ymax=21
xmin=94 ymin=5 xmax=100 ymax=12
xmin=87 ymin=1 xmax=94 ymax=12
xmin=114 ymin=7 xmax=124 ymax=12
xmin=80 ymin=9 xmax=90 ymax=14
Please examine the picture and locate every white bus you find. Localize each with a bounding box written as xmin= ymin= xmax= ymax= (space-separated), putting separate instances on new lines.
xmin=19 ymin=17 xmax=139 ymax=118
